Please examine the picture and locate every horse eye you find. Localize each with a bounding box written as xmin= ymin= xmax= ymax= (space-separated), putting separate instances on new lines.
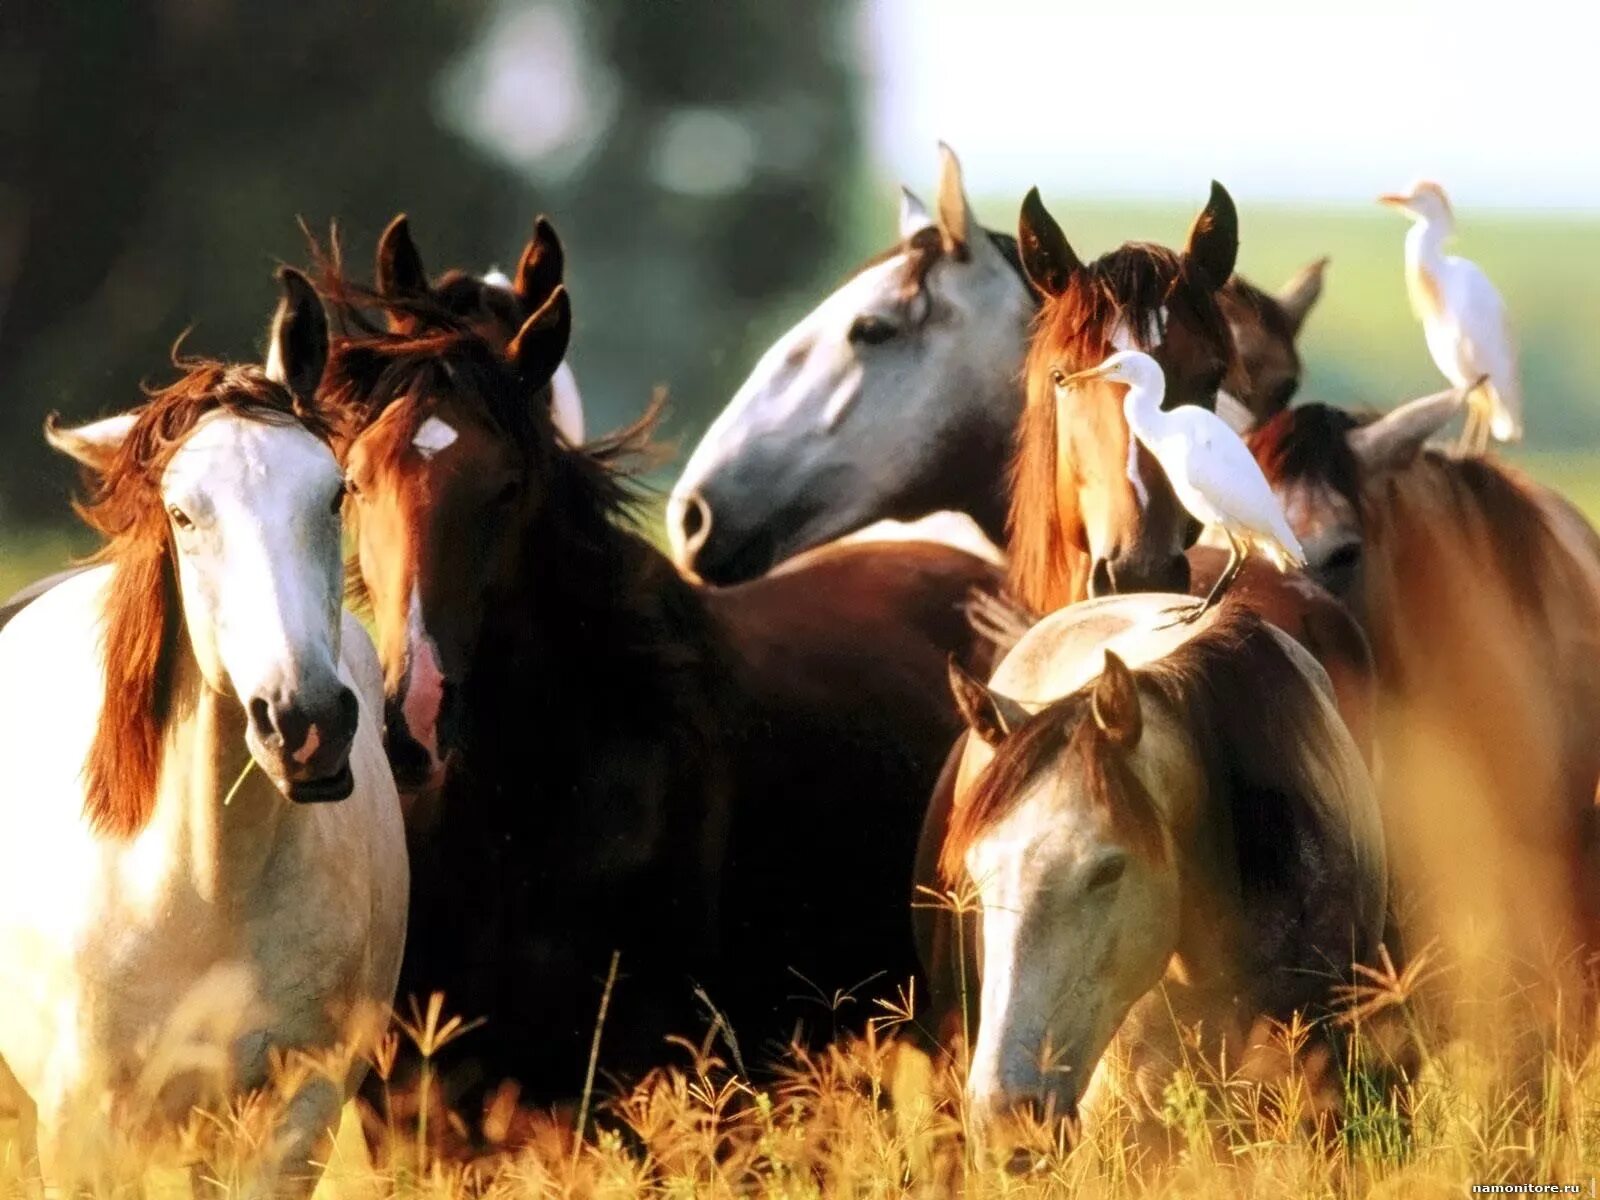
xmin=491 ymin=480 xmax=520 ymax=508
xmin=1087 ymin=853 xmax=1127 ymax=890
xmin=848 ymin=315 xmax=897 ymax=346
xmin=1050 ymin=368 xmax=1069 ymax=389
xmin=167 ymin=505 xmax=194 ymax=532
xmin=344 ymin=475 xmax=364 ymax=502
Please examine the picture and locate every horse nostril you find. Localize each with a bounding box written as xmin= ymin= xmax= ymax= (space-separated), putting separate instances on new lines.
xmin=333 ymin=686 xmax=360 ymax=743
xmin=681 ymin=493 xmax=706 ymax=540
xmin=249 ymin=696 xmax=277 ymax=746
xmin=1089 ymin=557 xmax=1114 ymax=598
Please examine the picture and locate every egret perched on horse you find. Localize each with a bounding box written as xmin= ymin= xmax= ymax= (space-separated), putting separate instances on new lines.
xmin=1380 ymin=180 xmax=1522 ymax=453
xmin=1058 ymin=348 xmax=1305 ymax=618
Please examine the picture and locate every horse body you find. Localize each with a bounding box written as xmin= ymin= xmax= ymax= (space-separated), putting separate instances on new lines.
xmin=945 ymin=598 xmax=1384 ymax=1145
xmin=0 ymin=316 xmax=405 ymax=1193
xmin=668 ymin=147 xmax=1326 ymax=585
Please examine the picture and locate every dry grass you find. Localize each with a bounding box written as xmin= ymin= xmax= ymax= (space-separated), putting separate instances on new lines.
xmin=4 ymin=952 xmax=1600 ymax=1200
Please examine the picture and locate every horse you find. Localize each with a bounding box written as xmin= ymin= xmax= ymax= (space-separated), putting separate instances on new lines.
xmin=290 ymin=236 xmax=1004 ymax=1129
xmin=667 ymin=144 xmax=1326 ymax=584
xmin=369 ymin=211 xmax=585 ymax=443
xmin=941 ymin=596 xmax=1385 ymax=1150
xmin=0 ymin=271 xmax=407 ymax=1196
xmin=1249 ymin=394 xmax=1600 ymax=1020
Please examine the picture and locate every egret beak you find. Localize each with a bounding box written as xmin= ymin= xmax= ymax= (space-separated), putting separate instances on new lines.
xmin=1063 ymin=364 xmax=1113 ymax=386
xmin=1377 ymin=193 xmax=1413 ymax=210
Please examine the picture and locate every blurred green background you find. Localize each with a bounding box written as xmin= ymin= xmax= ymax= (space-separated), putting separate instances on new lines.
xmin=3 ymin=1 xmax=1597 ymax=600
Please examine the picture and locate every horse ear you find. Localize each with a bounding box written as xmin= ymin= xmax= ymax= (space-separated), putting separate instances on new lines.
xmin=513 ymin=216 xmax=565 ymax=307
xmin=1277 ymin=256 xmax=1328 ymax=334
xmin=375 ymin=214 xmax=428 ymax=300
xmin=1347 ymin=386 xmax=1464 ymax=471
xmin=44 ymin=411 xmax=137 ymax=473
xmin=264 ymin=267 xmax=328 ymax=405
xmin=947 ymin=655 xmax=1029 ymax=747
xmin=507 ymin=285 xmax=571 ymax=389
xmin=1184 ymin=181 xmax=1240 ymax=293
xmin=1091 ymin=650 xmax=1143 ymax=748
xmin=1017 ymin=187 xmax=1081 ymax=299
xmin=899 ymin=186 xmax=933 ymax=240
xmin=934 ymin=141 xmax=975 ymax=259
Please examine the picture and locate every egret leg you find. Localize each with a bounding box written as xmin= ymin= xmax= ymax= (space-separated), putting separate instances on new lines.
xmin=1157 ymin=532 xmax=1245 ymax=628
xmin=1458 ymin=383 xmax=1489 ymax=455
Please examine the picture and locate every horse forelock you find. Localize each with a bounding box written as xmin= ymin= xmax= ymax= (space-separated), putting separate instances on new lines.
xmin=71 ymin=360 xmax=322 ymax=839
xmin=941 ymin=604 xmax=1351 ymax=928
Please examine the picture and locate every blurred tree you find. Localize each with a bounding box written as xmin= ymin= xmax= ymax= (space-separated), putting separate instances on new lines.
xmin=443 ymin=0 xmax=863 ymax=454
xmin=0 ymin=0 xmax=862 ymax=530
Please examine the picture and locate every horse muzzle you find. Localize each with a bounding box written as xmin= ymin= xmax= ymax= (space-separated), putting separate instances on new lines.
xmin=246 ymin=684 xmax=360 ymax=803
xmin=1089 ymin=551 xmax=1191 ymax=598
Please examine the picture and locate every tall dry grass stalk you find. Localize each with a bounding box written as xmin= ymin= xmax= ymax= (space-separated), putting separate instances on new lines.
xmin=4 ymin=951 xmax=1600 ymax=1199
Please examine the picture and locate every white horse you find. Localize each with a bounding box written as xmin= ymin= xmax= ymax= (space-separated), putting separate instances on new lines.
xmin=0 ymin=271 xmax=407 ymax=1195
xmin=943 ymin=594 xmax=1385 ymax=1150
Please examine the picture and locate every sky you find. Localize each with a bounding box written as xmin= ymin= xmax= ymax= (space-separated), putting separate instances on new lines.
xmin=863 ymin=0 xmax=1600 ymax=210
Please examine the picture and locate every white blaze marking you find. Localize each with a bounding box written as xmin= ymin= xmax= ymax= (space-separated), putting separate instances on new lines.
xmin=401 ymin=586 xmax=445 ymax=763
xmin=1215 ymin=390 xmax=1253 ymax=433
xmin=1108 ymin=306 xmax=1167 ymax=353
xmin=412 ymin=417 xmax=458 ymax=460
xmin=481 ymin=268 xmax=512 ymax=289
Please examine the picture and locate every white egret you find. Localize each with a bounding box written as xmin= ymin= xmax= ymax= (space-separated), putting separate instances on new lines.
xmin=1061 ymin=350 xmax=1305 ymax=620
xmin=1380 ymin=181 xmax=1522 ymax=453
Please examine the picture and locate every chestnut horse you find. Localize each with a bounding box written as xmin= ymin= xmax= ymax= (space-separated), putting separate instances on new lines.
xmin=943 ymin=597 xmax=1383 ymax=1148
xmin=291 ymin=244 xmax=1002 ymax=1125
xmin=668 ymin=145 xmax=1327 ymax=584
xmin=1250 ymin=395 xmax=1600 ymax=1020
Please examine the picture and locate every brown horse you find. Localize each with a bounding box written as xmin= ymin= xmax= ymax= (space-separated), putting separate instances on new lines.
xmin=291 ymin=240 xmax=1002 ymax=1125
xmin=1250 ymin=396 xmax=1600 ymax=1016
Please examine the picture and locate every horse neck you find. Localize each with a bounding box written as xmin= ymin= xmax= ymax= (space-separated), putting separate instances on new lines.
xmin=470 ymin=465 xmax=716 ymax=745
xmin=144 ymin=641 xmax=290 ymax=904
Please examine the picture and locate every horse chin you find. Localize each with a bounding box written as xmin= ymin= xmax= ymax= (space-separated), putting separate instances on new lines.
xmin=243 ymin=738 xmax=357 ymax=805
xmin=284 ymin=763 xmax=356 ymax=804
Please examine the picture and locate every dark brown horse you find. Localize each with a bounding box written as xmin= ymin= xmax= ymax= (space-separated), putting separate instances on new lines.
xmin=1250 ymin=397 xmax=1600 ymax=1019
xmin=291 ymin=240 xmax=1002 ymax=1128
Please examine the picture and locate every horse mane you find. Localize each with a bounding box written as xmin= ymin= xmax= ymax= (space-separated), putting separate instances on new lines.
xmin=66 ymin=357 xmax=325 ymax=838
xmin=1007 ymin=244 xmax=1232 ymax=613
xmin=843 ymin=226 xmax=1031 ymax=302
xmin=941 ymin=605 xmax=1353 ymax=955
